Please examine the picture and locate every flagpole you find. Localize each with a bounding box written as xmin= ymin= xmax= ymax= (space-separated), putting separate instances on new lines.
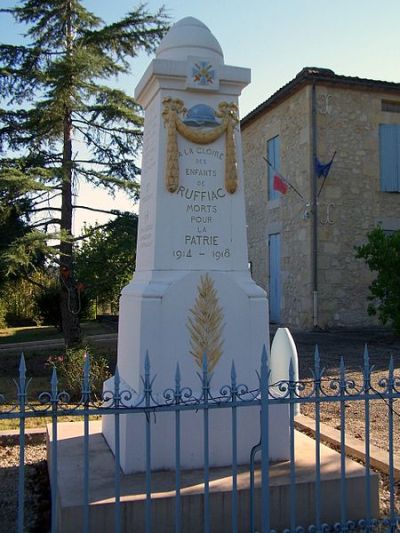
xmin=263 ymin=157 xmax=305 ymax=200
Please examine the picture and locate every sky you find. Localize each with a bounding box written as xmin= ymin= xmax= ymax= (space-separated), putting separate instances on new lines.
xmin=2 ymin=0 xmax=400 ymax=232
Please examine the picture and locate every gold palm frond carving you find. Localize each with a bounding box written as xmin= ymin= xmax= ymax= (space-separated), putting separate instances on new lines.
xmin=187 ymin=273 xmax=224 ymax=372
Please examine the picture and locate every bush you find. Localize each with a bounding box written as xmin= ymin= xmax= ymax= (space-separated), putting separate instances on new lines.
xmin=0 ymin=278 xmax=42 ymax=327
xmin=48 ymin=346 xmax=110 ymax=401
xmin=36 ymin=284 xmax=94 ymax=330
xmin=355 ymin=227 xmax=400 ymax=333
xmin=35 ymin=285 xmax=62 ymax=329
xmin=0 ymin=299 xmax=6 ymax=329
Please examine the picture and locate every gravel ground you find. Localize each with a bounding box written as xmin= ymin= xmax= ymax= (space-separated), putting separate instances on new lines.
xmin=0 ymin=328 xmax=399 ymax=531
xmin=293 ymin=328 xmax=400 ymax=457
xmin=0 ymin=441 xmax=50 ymax=532
xmin=295 ymin=328 xmax=400 ymax=521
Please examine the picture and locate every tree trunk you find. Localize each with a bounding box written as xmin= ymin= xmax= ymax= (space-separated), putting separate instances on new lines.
xmin=59 ymin=2 xmax=81 ymax=348
xmin=60 ymin=108 xmax=81 ymax=348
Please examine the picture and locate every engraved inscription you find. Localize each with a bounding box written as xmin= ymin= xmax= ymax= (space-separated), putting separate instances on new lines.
xmin=171 ymin=138 xmax=232 ymax=263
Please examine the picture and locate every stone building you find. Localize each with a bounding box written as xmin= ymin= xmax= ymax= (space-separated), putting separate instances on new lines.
xmin=241 ymin=67 xmax=400 ymax=329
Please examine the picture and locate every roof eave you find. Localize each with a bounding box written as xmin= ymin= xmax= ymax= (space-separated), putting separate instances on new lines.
xmin=241 ymin=68 xmax=400 ymax=130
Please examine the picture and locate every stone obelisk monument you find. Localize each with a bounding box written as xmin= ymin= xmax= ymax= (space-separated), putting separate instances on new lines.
xmin=103 ymin=17 xmax=289 ymax=473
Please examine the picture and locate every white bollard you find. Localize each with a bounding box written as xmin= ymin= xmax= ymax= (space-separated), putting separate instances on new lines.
xmin=270 ymin=327 xmax=300 ymax=415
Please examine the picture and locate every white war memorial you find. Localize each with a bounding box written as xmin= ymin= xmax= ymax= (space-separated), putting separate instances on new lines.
xmin=102 ymin=17 xmax=289 ymax=473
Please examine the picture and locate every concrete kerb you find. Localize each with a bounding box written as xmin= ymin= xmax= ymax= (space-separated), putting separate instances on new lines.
xmin=295 ymin=414 xmax=400 ymax=480
xmin=1 ymin=415 xmax=397 ymax=481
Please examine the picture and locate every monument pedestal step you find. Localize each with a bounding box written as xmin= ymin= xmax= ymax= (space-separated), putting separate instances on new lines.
xmin=47 ymin=421 xmax=379 ymax=532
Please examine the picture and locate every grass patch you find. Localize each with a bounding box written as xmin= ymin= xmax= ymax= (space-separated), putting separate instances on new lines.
xmin=0 ymin=320 xmax=116 ymax=345
xmin=0 ymin=375 xmax=104 ymax=431
xmin=0 ymin=333 xmax=117 ymax=431
xmin=0 ymin=376 xmax=68 ymax=431
xmin=0 ymin=325 xmax=62 ymax=344
xmin=0 ymin=376 xmax=51 ymax=399
xmin=0 ymin=412 xmax=97 ymax=431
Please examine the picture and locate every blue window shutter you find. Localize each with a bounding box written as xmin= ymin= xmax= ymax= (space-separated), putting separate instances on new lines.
xmin=275 ymin=135 xmax=281 ymax=174
xmin=379 ymin=124 xmax=399 ymax=191
xmin=267 ymin=138 xmax=275 ymax=200
xmin=268 ymin=233 xmax=281 ymax=322
xmin=267 ymin=136 xmax=281 ymax=200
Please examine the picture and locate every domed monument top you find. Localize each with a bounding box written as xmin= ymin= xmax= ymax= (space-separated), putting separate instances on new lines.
xmin=135 ymin=16 xmax=250 ymax=105
xmin=156 ymin=17 xmax=224 ymax=64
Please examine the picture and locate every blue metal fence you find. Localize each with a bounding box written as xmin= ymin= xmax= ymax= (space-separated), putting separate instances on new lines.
xmin=1 ymin=345 xmax=400 ymax=532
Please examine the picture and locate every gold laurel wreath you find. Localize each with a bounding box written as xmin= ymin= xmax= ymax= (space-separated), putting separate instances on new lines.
xmin=162 ymin=98 xmax=239 ymax=194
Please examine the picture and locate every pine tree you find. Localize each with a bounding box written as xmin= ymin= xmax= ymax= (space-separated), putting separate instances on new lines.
xmin=0 ymin=1 xmax=169 ymax=345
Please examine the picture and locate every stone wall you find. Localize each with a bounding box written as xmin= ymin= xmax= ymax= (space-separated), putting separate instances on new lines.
xmin=242 ymin=81 xmax=400 ymax=330
xmin=242 ymin=86 xmax=313 ymax=328
xmin=316 ymin=85 xmax=400 ymax=328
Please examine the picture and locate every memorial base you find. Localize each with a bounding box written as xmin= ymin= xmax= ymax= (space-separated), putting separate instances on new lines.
xmin=47 ymin=421 xmax=379 ymax=533
xmin=102 ymin=376 xmax=290 ymax=473
xmin=103 ymin=268 xmax=283 ymax=473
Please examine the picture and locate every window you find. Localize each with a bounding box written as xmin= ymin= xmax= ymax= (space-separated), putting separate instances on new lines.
xmin=382 ymin=100 xmax=400 ymax=113
xmin=379 ymin=124 xmax=400 ymax=192
xmin=376 ymin=217 xmax=400 ymax=234
xmin=267 ymin=135 xmax=281 ymax=200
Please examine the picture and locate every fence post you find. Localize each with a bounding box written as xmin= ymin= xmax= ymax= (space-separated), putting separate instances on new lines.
xmin=114 ymin=366 xmax=121 ymax=533
xmin=388 ymin=356 xmax=396 ymax=530
xmin=363 ymin=345 xmax=372 ymax=529
xmin=82 ymin=352 xmax=91 ymax=533
xmin=144 ymin=351 xmax=152 ymax=533
xmin=202 ymin=353 xmax=210 ymax=533
xmin=17 ymin=353 xmax=27 ymax=533
xmin=314 ymin=346 xmax=322 ymax=530
xmin=288 ymin=359 xmax=296 ymax=531
xmin=260 ymin=345 xmax=270 ymax=533
xmin=174 ymin=363 xmax=182 ymax=533
xmin=50 ymin=367 xmax=59 ymax=533
xmin=231 ymin=361 xmax=238 ymax=533
xmin=339 ymin=356 xmax=347 ymax=528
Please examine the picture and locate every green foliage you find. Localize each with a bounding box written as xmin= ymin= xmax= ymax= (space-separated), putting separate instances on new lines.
xmin=355 ymin=227 xmax=400 ymax=333
xmin=0 ymin=1 xmax=168 ymax=195
xmin=0 ymin=274 xmax=51 ymax=326
xmin=0 ymin=299 xmax=6 ymax=329
xmin=35 ymin=282 xmax=94 ymax=330
xmin=3 ymin=231 xmax=56 ymax=281
xmin=48 ymin=346 xmax=110 ymax=401
xmin=35 ymin=284 xmax=63 ymax=330
xmin=75 ymin=212 xmax=138 ymax=312
xmin=0 ymin=174 xmax=46 ymax=287
xmin=0 ymin=1 xmax=169 ymax=343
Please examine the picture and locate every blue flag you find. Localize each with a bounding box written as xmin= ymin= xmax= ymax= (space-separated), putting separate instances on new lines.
xmin=315 ymin=152 xmax=336 ymax=178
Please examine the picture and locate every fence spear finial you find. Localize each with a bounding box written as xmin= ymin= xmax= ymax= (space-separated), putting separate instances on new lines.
xmin=51 ymin=366 xmax=58 ymax=396
xmin=18 ymin=352 xmax=26 ymax=395
xmin=19 ymin=352 xmax=26 ymax=377
xmin=314 ymin=345 xmax=320 ymax=376
xmin=231 ymin=360 xmax=237 ymax=384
